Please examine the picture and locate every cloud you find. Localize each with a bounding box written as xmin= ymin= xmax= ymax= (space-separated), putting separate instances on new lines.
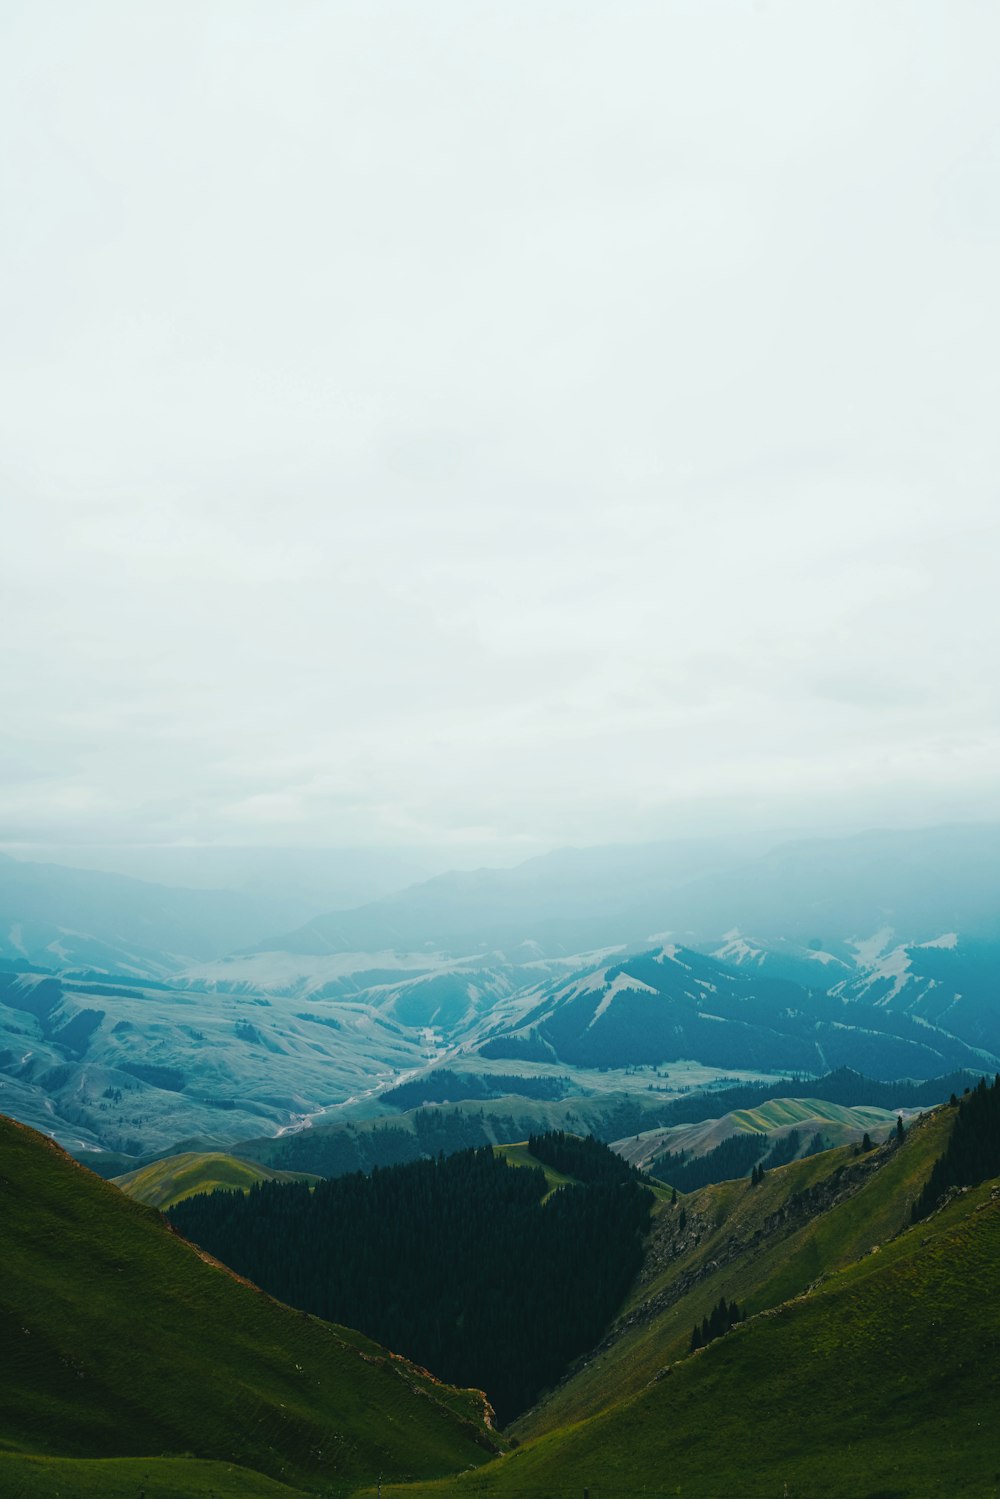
xmin=2 ymin=1 xmax=999 ymax=854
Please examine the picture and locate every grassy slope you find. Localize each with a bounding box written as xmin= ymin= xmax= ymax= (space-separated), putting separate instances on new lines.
xmin=0 ymin=1115 xmax=495 ymax=1495
xmin=617 ymin=1097 xmax=907 ymax=1169
xmin=492 ymin=1141 xmax=579 ymax=1199
xmin=112 ymin=1150 xmax=319 ymax=1209
xmin=371 ymin=1110 xmax=1000 ymax=1498
xmin=0 ymin=1452 xmax=309 ymax=1498
xmin=516 ymin=1107 xmax=954 ymax=1442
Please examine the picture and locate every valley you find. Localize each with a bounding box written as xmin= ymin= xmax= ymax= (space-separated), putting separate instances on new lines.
xmin=2 ymin=827 xmax=997 ymax=1179
xmin=2 ymin=826 xmax=999 ymax=1497
xmin=7 ymin=1 xmax=998 ymax=1489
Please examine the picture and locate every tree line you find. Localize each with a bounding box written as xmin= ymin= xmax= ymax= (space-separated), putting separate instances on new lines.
xmin=170 ymin=1136 xmax=653 ymax=1424
xmin=382 ymin=1069 xmax=573 ymax=1110
xmin=912 ymin=1074 xmax=1000 ymax=1221
xmin=652 ymin=1127 xmax=830 ymax=1193
xmin=690 ymin=1297 xmax=743 ymax=1352
xmin=527 ymin=1129 xmax=643 ymax=1185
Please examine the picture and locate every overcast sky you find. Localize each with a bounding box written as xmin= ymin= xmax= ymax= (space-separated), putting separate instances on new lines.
xmin=2 ymin=0 xmax=999 ymax=864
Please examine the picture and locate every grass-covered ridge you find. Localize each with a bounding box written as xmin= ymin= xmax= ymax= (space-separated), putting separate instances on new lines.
xmin=112 ymin=1150 xmax=320 ymax=1209
xmin=618 ymin=1096 xmax=924 ymax=1174
xmin=371 ymin=1101 xmax=1000 ymax=1498
xmin=0 ymin=1113 xmax=494 ymax=1494
xmin=0 ymin=1452 xmax=311 ymax=1498
xmin=515 ymin=1105 xmax=955 ymax=1442
xmin=492 ymin=1141 xmax=579 ymax=1198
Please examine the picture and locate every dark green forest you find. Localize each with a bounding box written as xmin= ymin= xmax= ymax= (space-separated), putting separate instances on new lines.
xmin=526 ymin=1129 xmax=642 ymax=1185
xmin=652 ymin=1126 xmax=825 ymax=1192
xmin=257 ymin=1104 xmax=545 ymax=1178
xmin=689 ymin=1296 xmax=742 ymax=1353
xmin=169 ymin=1138 xmax=653 ymax=1423
xmin=382 ymin=1069 xmax=573 ymax=1109
xmin=652 ymin=1131 xmax=769 ymax=1191
xmin=912 ymin=1074 xmax=1000 ymax=1220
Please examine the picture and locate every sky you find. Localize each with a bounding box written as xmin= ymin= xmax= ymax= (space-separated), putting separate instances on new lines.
xmin=2 ymin=0 xmax=999 ymax=867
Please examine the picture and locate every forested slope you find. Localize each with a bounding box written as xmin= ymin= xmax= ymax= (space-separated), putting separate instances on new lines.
xmin=171 ymin=1138 xmax=653 ymax=1422
xmin=372 ymin=1095 xmax=1000 ymax=1499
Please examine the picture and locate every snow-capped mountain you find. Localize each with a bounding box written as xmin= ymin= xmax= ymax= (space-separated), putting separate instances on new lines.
xmin=471 ymin=940 xmax=998 ymax=1079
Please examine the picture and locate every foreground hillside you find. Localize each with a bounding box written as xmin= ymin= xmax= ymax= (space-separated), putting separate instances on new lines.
xmin=375 ymin=1100 xmax=1000 ymax=1498
xmin=519 ymin=1105 xmax=954 ymax=1440
xmin=0 ymin=1115 xmax=495 ymax=1497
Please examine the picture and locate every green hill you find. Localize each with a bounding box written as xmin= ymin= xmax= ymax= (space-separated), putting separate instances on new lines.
xmin=367 ymin=1101 xmax=1000 ymax=1498
xmin=384 ymin=1169 xmax=1000 ymax=1498
xmin=0 ymin=1114 xmax=496 ymax=1497
xmin=515 ymin=1105 xmax=955 ymax=1441
xmin=8 ymin=1086 xmax=998 ymax=1499
xmin=112 ymin=1150 xmax=319 ymax=1209
xmin=617 ymin=1096 xmax=915 ymax=1174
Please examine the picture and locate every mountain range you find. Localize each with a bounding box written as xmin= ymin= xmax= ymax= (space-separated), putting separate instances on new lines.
xmin=5 ymin=1077 xmax=1000 ymax=1497
xmin=0 ymin=823 xmax=997 ymax=1167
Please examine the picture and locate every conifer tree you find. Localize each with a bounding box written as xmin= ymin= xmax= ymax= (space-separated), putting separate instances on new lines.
xmin=170 ymin=1135 xmax=653 ymax=1423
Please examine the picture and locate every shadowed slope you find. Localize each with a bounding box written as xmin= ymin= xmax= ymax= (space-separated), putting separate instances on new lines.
xmin=517 ymin=1106 xmax=954 ymax=1442
xmin=372 ymin=1105 xmax=1000 ymax=1498
xmin=0 ymin=1115 xmax=495 ymax=1495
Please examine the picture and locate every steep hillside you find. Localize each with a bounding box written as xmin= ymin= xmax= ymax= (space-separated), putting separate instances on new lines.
xmin=391 ymin=1174 xmax=1000 ymax=1498
xmin=112 ymin=1151 xmax=319 ymax=1209
xmin=831 ymin=932 xmax=1000 ymax=1053
xmin=377 ymin=1101 xmax=1000 ymax=1499
xmin=0 ymin=1114 xmax=495 ymax=1495
xmin=0 ymin=966 xmax=442 ymax=1156
xmin=481 ymin=942 xmax=996 ymax=1076
xmin=169 ymin=1138 xmax=653 ymax=1424
xmin=517 ymin=1105 xmax=955 ymax=1441
xmin=0 ymin=1452 xmax=309 ymax=1498
xmin=615 ymin=1096 xmax=918 ymax=1174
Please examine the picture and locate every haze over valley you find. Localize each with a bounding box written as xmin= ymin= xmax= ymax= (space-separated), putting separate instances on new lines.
xmin=1 ymin=822 xmax=997 ymax=1167
xmin=3 ymin=1 xmax=999 ymax=1494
